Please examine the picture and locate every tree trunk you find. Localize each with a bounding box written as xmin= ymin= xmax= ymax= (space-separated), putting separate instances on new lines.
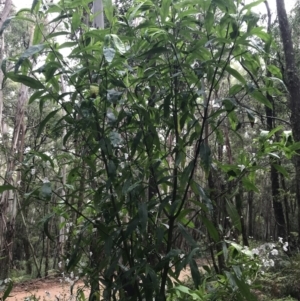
xmin=248 ymin=191 xmax=253 ymax=238
xmin=276 ymin=0 xmax=300 ymax=242
xmin=0 ymin=84 xmax=28 ymax=279
xmin=0 ymin=0 xmax=12 ymax=134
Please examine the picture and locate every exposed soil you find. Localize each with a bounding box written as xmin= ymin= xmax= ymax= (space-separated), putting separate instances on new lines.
xmin=5 ymin=278 xmax=89 ymax=301
xmin=4 ymin=267 xmax=196 ymax=301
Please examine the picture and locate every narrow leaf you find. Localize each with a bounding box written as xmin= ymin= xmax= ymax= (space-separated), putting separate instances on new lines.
xmin=273 ymin=163 xmax=289 ymax=178
xmin=189 ymin=259 xmax=201 ymax=288
xmin=37 ymin=109 xmax=60 ymax=137
xmin=177 ymin=223 xmax=197 ymax=247
xmin=199 ymin=143 xmax=211 ymax=174
xmin=2 ymin=280 xmax=13 ymax=301
xmin=0 ymin=184 xmax=15 ymax=193
xmin=31 ymin=0 xmax=40 ymax=13
xmin=110 ymin=34 xmax=126 ymax=54
xmin=1 ymin=59 xmax=7 ymax=76
xmin=226 ymin=200 xmax=242 ymax=232
xmin=0 ymin=17 xmax=13 ymax=36
xmin=103 ymin=0 xmax=114 ymax=24
xmin=6 ymin=72 xmax=44 ymax=89
xmin=40 ymin=182 xmax=52 ymax=200
xmin=226 ymin=66 xmax=246 ymax=85
xmin=15 ymin=44 xmax=46 ymax=72
xmin=242 ymin=0 xmax=265 ymax=11
xmin=138 ymin=203 xmax=148 ymax=233
xmin=201 ymin=216 xmax=219 ymax=242
xmin=251 ymin=90 xmax=272 ymax=109
xmin=161 ymin=0 xmax=172 ymax=23
xmin=42 ymin=214 xmax=55 ymax=241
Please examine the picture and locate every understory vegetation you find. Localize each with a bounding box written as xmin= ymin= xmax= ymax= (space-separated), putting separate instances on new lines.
xmin=1 ymin=0 xmax=300 ymax=300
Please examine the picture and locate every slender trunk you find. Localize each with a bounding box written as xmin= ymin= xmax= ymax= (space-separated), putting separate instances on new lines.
xmin=0 ymin=84 xmax=28 ymax=279
xmin=0 ymin=0 xmax=13 ymax=134
xmin=264 ymin=0 xmax=286 ymax=239
xmin=280 ymin=174 xmax=290 ymax=235
xmin=276 ymin=0 xmax=300 ymax=242
xmin=248 ymin=191 xmax=253 ymax=237
xmin=236 ymin=183 xmax=248 ymax=246
xmin=270 ymin=165 xmax=286 ymax=238
xmin=0 ymin=0 xmax=13 ymax=280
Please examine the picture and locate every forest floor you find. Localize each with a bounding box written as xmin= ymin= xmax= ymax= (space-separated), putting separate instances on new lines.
xmin=7 ymin=278 xmax=89 ymax=301
xmin=6 ymin=269 xmax=193 ymax=301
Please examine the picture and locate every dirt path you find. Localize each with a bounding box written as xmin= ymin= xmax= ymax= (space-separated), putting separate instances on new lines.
xmin=5 ymin=278 xmax=89 ymax=301
xmin=3 ymin=267 xmax=194 ymax=301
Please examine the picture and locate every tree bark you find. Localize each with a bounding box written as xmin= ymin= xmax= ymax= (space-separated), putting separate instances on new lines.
xmin=0 ymin=0 xmax=12 ymax=134
xmin=248 ymin=191 xmax=253 ymax=237
xmin=276 ymin=0 xmax=300 ymax=241
xmin=0 ymin=84 xmax=28 ymax=279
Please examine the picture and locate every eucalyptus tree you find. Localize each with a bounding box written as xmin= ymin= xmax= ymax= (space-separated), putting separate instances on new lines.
xmin=276 ymin=0 xmax=300 ymax=242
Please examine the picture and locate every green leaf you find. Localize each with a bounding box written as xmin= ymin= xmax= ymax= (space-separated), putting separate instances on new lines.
xmin=201 ymin=216 xmax=219 ymax=242
xmin=131 ymin=131 xmax=143 ymax=157
xmin=31 ymin=0 xmax=40 ymax=13
xmin=266 ymin=125 xmax=283 ymax=139
xmin=288 ymin=141 xmax=300 ymax=152
xmin=6 ymin=72 xmax=44 ymax=89
xmin=139 ymin=47 xmax=170 ymax=58
xmin=251 ymin=90 xmax=272 ymax=109
xmin=226 ymin=200 xmax=242 ymax=232
xmin=71 ymin=12 xmax=81 ymax=31
xmin=42 ymin=214 xmax=55 ymax=241
xmin=40 ymin=182 xmax=52 ymax=200
xmin=205 ymin=11 xmax=214 ymax=34
xmin=190 ymin=180 xmax=213 ymax=211
xmin=109 ymin=131 xmax=123 ymax=147
xmin=66 ymin=235 xmax=82 ymax=272
xmin=234 ymin=274 xmax=257 ymax=301
xmin=189 ymin=259 xmax=201 ymax=288
xmin=177 ymin=223 xmax=197 ymax=247
xmin=0 ymin=17 xmax=14 ymax=36
xmin=267 ymin=64 xmax=282 ymax=79
xmin=163 ymin=94 xmax=171 ymax=118
xmin=32 ymin=23 xmax=44 ymax=45
xmin=49 ymin=13 xmax=72 ymax=23
xmin=138 ymin=203 xmax=148 ymax=233
xmin=273 ymin=164 xmax=289 ymax=178
xmin=33 ymin=151 xmax=55 ymax=168
xmin=225 ymin=66 xmax=246 ymax=85
xmin=199 ymin=143 xmax=211 ymax=174
xmin=0 ymin=184 xmax=15 ymax=193
xmin=103 ymin=0 xmax=114 ymax=24
xmin=242 ymin=177 xmax=259 ymax=192
xmin=229 ymin=84 xmax=243 ymax=96
xmin=246 ymin=109 xmax=255 ymax=127
xmin=110 ymin=34 xmax=126 ymax=54
xmin=108 ymin=160 xmax=116 ymax=177
xmin=15 ymin=44 xmax=46 ymax=72
xmin=174 ymin=285 xmax=190 ymax=295
xmin=242 ymin=0 xmax=265 ymax=11
xmin=103 ymin=47 xmax=116 ymax=63
xmin=181 ymin=160 xmax=194 ymax=186
xmin=37 ymin=109 xmax=60 ymax=137
xmin=222 ymin=98 xmax=236 ymax=112
xmin=15 ymin=15 xmax=35 ymax=23
xmin=2 ymin=280 xmax=13 ymax=301
xmin=160 ymin=0 xmax=172 ymax=23
xmin=1 ymin=58 xmax=7 ymax=76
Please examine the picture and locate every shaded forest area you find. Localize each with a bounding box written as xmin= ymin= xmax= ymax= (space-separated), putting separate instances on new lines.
xmin=1 ymin=0 xmax=300 ymax=300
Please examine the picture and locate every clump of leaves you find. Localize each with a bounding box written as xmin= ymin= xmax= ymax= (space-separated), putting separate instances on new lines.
xmin=256 ymin=253 xmax=300 ymax=300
